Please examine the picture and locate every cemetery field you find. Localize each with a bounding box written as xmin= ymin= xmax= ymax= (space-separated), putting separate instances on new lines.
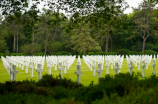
xmin=0 ymin=58 xmax=157 ymax=86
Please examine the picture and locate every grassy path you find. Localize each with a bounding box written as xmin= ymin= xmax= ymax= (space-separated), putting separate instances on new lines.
xmin=0 ymin=58 xmax=158 ymax=86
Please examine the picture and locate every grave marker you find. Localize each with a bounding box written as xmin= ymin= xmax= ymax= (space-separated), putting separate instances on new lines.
xmin=105 ymin=61 xmax=109 ymax=74
xmin=138 ymin=61 xmax=140 ymax=71
xmin=9 ymin=63 xmax=13 ymax=80
xmin=153 ymin=59 xmax=156 ymax=75
xmin=142 ymin=61 xmax=145 ymax=77
xmin=64 ymin=63 xmax=67 ymax=74
xmin=92 ymin=60 xmax=96 ymax=76
xmin=47 ymin=61 xmax=52 ymax=75
xmin=29 ymin=62 xmax=34 ymax=77
xmin=96 ymin=63 xmax=103 ymax=83
xmin=129 ymin=62 xmax=134 ymax=75
xmin=25 ymin=61 xmax=29 ymax=73
xmin=36 ymin=64 xmax=43 ymax=80
xmin=58 ymin=62 xmax=64 ymax=79
xmin=114 ymin=63 xmax=119 ymax=75
xmin=10 ymin=65 xmax=19 ymax=81
xmin=75 ymin=62 xmax=83 ymax=84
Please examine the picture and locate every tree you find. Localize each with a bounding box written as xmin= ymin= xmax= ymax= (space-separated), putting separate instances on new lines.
xmin=0 ymin=16 xmax=8 ymax=53
xmin=6 ymin=11 xmax=24 ymax=53
xmin=0 ymin=0 xmax=29 ymax=15
xmin=23 ymin=9 xmax=39 ymax=44
xmin=36 ymin=9 xmax=66 ymax=55
xmin=71 ymin=23 xmax=101 ymax=55
xmin=67 ymin=0 xmax=128 ymax=53
xmin=132 ymin=0 xmax=156 ymax=53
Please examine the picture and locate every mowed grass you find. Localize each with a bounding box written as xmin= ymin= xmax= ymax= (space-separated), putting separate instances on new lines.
xmin=0 ymin=58 xmax=158 ymax=86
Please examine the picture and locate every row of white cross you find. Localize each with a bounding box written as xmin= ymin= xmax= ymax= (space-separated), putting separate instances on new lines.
xmin=127 ymin=55 xmax=156 ymax=77
xmin=1 ymin=55 xmax=158 ymax=84
xmin=83 ymin=55 xmax=157 ymax=78
xmin=1 ymin=55 xmax=76 ymax=81
xmin=83 ymin=55 xmax=124 ymax=75
xmin=46 ymin=56 xmax=76 ymax=78
xmin=2 ymin=56 xmax=45 ymax=80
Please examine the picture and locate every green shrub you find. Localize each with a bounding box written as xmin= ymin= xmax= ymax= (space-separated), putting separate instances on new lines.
xmin=36 ymin=52 xmax=44 ymax=56
xmin=96 ymin=52 xmax=106 ymax=55
xmin=2 ymin=73 xmax=158 ymax=103
xmin=127 ymin=51 xmax=137 ymax=55
xmin=87 ymin=52 xmax=95 ymax=55
xmin=145 ymin=43 xmax=154 ymax=50
xmin=56 ymin=51 xmax=72 ymax=55
xmin=21 ymin=44 xmax=42 ymax=55
xmin=144 ymin=50 xmax=157 ymax=57
xmin=139 ymin=50 xmax=157 ymax=56
xmin=107 ymin=52 xmax=117 ymax=55
xmin=47 ymin=41 xmax=63 ymax=55
xmin=10 ymin=53 xmax=17 ymax=56
xmin=0 ymin=53 xmax=6 ymax=57
xmin=115 ymin=49 xmax=130 ymax=55
xmin=153 ymin=46 xmax=158 ymax=52
xmin=78 ymin=52 xmax=84 ymax=58
xmin=36 ymin=74 xmax=83 ymax=89
xmin=138 ymin=51 xmax=143 ymax=55
xmin=17 ymin=53 xmax=24 ymax=56
xmin=5 ymin=50 xmax=10 ymax=56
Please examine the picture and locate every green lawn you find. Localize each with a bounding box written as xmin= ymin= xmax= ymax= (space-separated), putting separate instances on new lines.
xmin=0 ymin=58 xmax=157 ymax=86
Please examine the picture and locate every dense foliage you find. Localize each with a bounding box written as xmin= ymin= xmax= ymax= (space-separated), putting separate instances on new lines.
xmin=1 ymin=73 xmax=158 ymax=103
xmin=0 ymin=0 xmax=158 ymax=56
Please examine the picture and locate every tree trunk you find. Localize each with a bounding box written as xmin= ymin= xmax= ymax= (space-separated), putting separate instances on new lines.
xmin=44 ymin=44 xmax=47 ymax=56
xmin=16 ymin=33 xmax=18 ymax=54
xmin=84 ymin=49 xmax=85 ymax=55
xmin=32 ymin=27 xmax=34 ymax=44
xmin=13 ymin=34 xmax=16 ymax=52
xmin=44 ymin=37 xmax=48 ymax=56
xmin=105 ymin=34 xmax=109 ymax=53
xmin=142 ymin=38 xmax=146 ymax=54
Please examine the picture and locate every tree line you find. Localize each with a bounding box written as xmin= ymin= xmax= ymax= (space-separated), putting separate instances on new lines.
xmin=1 ymin=0 xmax=158 ymax=55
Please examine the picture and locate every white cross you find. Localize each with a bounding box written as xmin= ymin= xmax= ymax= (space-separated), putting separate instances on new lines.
xmin=105 ymin=61 xmax=109 ymax=74
xmin=47 ymin=62 xmax=52 ymax=75
xmin=36 ymin=64 xmax=43 ymax=80
xmin=58 ymin=62 xmax=64 ymax=79
xmin=75 ymin=64 xmax=83 ymax=84
xmin=25 ymin=61 xmax=29 ymax=73
xmin=29 ymin=62 xmax=35 ymax=77
xmin=114 ymin=63 xmax=119 ymax=75
xmin=142 ymin=61 xmax=145 ymax=77
xmin=153 ymin=59 xmax=156 ymax=75
xmin=96 ymin=64 xmax=103 ymax=83
xmin=92 ymin=60 xmax=96 ymax=77
xmin=129 ymin=62 xmax=134 ymax=75
xmin=10 ymin=65 xmax=19 ymax=81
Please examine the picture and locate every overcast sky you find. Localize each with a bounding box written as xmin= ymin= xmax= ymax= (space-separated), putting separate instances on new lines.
xmin=124 ymin=0 xmax=143 ymax=14
xmin=37 ymin=0 xmax=144 ymax=14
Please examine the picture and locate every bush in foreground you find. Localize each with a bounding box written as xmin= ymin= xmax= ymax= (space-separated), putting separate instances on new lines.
xmin=0 ymin=73 xmax=158 ymax=104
